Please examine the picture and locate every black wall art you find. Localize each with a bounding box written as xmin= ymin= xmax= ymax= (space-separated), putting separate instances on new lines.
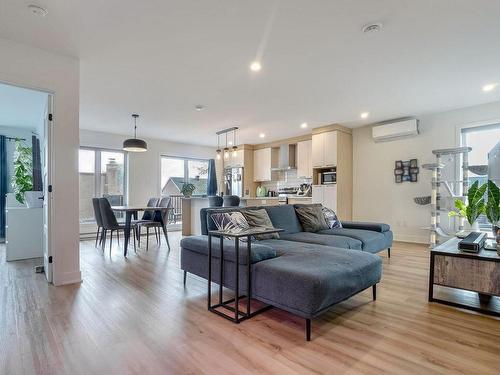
xmin=394 ymin=159 xmax=419 ymax=183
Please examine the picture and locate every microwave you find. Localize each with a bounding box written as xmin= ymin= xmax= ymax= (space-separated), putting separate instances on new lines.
xmin=321 ymin=171 xmax=337 ymax=184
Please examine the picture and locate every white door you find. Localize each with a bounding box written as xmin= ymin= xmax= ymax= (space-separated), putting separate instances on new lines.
xmin=42 ymin=95 xmax=53 ymax=283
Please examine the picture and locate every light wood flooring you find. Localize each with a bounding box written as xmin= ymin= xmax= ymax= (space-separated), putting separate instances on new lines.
xmin=1 ymin=233 xmax=499 ymax=374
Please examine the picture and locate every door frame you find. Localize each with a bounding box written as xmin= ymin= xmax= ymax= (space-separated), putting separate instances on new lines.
xmin=0 ymin=79 xmax=54 ymax=283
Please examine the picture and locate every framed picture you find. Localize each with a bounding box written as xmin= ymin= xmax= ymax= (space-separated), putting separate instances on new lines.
xmin=410 ymin=167 xmax=419 ymax=174
xmin=410 ymin=173 xmax=418 ymax=182
xmin=402 ymin=175 xmax=411 ymax=182
xmin=402 ymin=161 xmax=410 ymax=167
xmin=395 ymin=160 xmax=402 ymax=169
xmin=395 ymin=175 xmax=403 ymax=183
xmin=410 ymin=159 xmax=418 ymax=168
xmin=394 ymin=168 xmax=403 ymax=175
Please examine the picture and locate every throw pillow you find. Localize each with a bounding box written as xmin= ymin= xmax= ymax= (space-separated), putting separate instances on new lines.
xmin=322 ymin=207 xmax=342 ymax=229
xmin=295 ymin=205 xmax=329 ymax=232
xmin=241 ymin=209 xmax=279 ymax=240
xmin=210 ymin=211 xmax=250 ymax=240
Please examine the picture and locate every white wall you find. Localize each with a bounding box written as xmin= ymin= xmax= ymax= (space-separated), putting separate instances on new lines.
xmin=80 ymin=129 xmax=219 ymax=206
xmin=353 ymin=101 xmax=500 ymax=244
xmin=0 ymin=38 xmax=80 ymax=286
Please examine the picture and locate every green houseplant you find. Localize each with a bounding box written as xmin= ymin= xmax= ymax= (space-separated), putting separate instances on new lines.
xmin=486 ymin=180 xmax=500 ymax=237
xmin=11 ymin=139 xmax=33 ymax=204
xmin=181 ymin=182 xmax=196 ymax=197
xmin=448 ymin=180 xmax=487 ymax=231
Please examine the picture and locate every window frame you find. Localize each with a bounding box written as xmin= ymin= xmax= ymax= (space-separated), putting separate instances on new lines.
xmin=79 ymin=146 xmax=129 ymax=223
xmin=159 ymin=154 xmax=210 ymax=197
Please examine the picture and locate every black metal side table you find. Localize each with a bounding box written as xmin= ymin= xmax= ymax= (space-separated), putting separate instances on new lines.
xmin=207 ymin=227 xmax=283 ymax=323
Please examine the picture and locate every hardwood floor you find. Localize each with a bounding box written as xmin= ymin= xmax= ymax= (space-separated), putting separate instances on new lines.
xmin=1 ymin=234 xmax=499 ymax=374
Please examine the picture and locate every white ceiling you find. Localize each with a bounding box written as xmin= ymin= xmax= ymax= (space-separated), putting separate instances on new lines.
xmin=0 ymin=83 xmax=48 ymax=130
xmin=1 ymin=0 xmax=500 ymax=146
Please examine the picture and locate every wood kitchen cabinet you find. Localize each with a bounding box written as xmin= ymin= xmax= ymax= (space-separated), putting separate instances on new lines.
xmin=311 ymin=131 xmax=337 ymax=167
xmin=296 ymin=140 xmax=312 ymax=179
xmin=253 ymin=148 xmax=278 ymax=182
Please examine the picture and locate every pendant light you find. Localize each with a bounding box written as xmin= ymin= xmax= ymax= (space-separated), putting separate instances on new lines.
xmin=223 ymin=133 xmax=229 ymax=159
xmin=216 ymin=134 xmax=221 ymax=160
xmin=123 ymin=114 xmax=147 ymax=152
xmin=232 ymin=129 xmax=238 ymax=158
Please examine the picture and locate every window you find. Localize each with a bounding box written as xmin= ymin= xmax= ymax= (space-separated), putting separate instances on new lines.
xmin=160 ymin=156 xmax=209 ymax=197
xmin=79 ymin=148 xmax=127 ymax=223
xmin=461 ymin=123 xmax=500 ymax=229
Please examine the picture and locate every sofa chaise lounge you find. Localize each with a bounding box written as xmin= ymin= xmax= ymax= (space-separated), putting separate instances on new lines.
xmin=180 ymin=204 xmax=392 ymax=340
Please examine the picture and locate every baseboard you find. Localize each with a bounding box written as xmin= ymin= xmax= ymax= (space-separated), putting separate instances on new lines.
xmin=393 ymin=233 xmax=429 ymax=244
xmin=53 ymin=270 xmax=82 ymax=286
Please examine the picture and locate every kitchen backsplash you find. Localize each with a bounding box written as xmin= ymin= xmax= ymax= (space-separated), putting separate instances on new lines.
xmin=260 ymin=169 xmax=312 ymax=192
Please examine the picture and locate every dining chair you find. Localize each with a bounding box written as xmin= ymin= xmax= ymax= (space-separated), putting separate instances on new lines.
xmin=208 ymin=195 xmax=223 ymax=207
xmin=223 ymin=195 xmax=240 ymax=207
xmin=99 ymin=198 xmax=137 ymax=255
xmin=92 ymin=198 xmax=104 ymax=248
xmin=136 ymin=197 xmax=160 ymax=246
xmin=136 ymin=196 xmax=171 ymax=251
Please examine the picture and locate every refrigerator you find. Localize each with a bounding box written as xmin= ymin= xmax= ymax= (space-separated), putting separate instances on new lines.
xmin=225 ymin=167 xmax=244 ymax=197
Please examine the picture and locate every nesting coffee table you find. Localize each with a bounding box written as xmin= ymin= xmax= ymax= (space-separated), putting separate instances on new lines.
xmin=207 ymin=227 xmax=283 ymax=323
xmin=429 ymin=237 xmax=500 ymax=316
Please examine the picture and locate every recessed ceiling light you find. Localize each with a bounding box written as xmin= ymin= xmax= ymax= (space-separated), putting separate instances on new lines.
xmin=362 ymin=22 xmax=383 ymax=34
xmin=28 ymin=4 xmax=48 ymax=17
xmin=259 ymin=133 xmax=266 ymax=138
xmin=194 ymin=104 xmax=205 ymax=111
xmin=250 ymin=61 xmax=262 ymax=72
xmin=360 ymin=112 xmax=370 ymax=119
xmin=482 ymin=83 xmax=498 ymax=92
xmin=301 ymin=122 xmax=308 ymax=129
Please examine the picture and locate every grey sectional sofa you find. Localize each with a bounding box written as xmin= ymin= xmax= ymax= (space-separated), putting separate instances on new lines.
xmin=180 ymin=204 xmax=392 ymax=340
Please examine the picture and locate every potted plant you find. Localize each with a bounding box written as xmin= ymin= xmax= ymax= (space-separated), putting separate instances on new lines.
xmin=448 ymin=180 xmax=487 ymax=231
xmin=485 ymin=180 xmax=500 ymax=238
xmin=181 ymin=182 xmax=196 ymax=198
xmin=11 ymin=139 xmax=34 ymax=205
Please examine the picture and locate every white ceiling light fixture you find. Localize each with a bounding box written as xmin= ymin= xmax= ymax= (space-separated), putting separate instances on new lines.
xmin=482 ymin=83 xmax=498 ymax=92
xmin=362 ymin=22 xmax=383 ymax=34
xmin=300 ymin=122 xmax=308 ymax=129
xmin=250 ymin=61 xmax=262 ymax=72
xmin=28 ymin=4 xmax=48 ymax=17
xmin=360 ymin=112 xmax=370 ymax=119
xmin=259 ymin=133 xmax=266 ymax=138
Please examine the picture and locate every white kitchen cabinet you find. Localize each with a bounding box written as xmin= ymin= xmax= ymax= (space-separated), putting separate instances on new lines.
xmin=311 ymin=131 xmax=337 ymax=168
xmin=253 ymin=148 xmax=272 ymax=181
xmin=322 ymin=184 xmax=337 ymax=211
xmin=296 ymin=140 xmax=312 ymax=178
xmin=312 ymin=185 xmax=337 ymax=212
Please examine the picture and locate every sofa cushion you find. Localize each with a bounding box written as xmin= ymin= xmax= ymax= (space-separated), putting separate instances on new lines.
xmin=317 ymin=228 xmax=391 ymax=253
xmin=180 ymin=235 xmax=277 ymax=264
xmin=294 ymin=205 xmax=329 ymax=232
xmin=341 ymin=221 xmax=391 ymax=233
xmin=279 ymin=232 xmax=362 ymax=250
xmin=242 ymin=209 xmax=279 ymax=240
xmin=262 ymin=205 xmax=303 ymax=234
xmin=322 ymin=206 xmax=342 ymax=229
xmin=251 ymin=242 xmax=382 ymax=318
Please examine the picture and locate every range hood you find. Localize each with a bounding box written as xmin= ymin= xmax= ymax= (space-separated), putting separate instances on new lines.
xmin=271 ymin=144 xmax=296 ymax=171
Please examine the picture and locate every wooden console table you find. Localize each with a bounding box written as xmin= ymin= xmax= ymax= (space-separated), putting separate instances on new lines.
xmin=429 ymin=237 xmax=500 ymax=316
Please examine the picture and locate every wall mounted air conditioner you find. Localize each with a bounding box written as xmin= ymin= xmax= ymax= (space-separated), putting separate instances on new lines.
xmin=372 ymin=118 xmax=419 ymax=142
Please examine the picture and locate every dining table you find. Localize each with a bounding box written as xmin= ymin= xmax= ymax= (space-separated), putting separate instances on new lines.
xmin=111 ymin=206 xmax=172 ymax=257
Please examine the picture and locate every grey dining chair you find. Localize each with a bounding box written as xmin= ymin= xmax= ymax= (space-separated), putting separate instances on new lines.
xmin=208 ymin=196 xmax=223 ymax=207
xmin=92 ymin=198 xmax=104 ymax=248
xmin=223 ymin=195 xmax=240 ymax=207
xmin=136 ymin=196 xmax=171 ymax=251
xmin=99 ymin=198 xmax=137 ymax=255
xmin=136 ymin=197 xmax=160 ymax=247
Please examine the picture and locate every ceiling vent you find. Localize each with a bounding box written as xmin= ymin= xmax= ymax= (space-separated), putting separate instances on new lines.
xmin=372 ymin=119 xmax=419 ymax=142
